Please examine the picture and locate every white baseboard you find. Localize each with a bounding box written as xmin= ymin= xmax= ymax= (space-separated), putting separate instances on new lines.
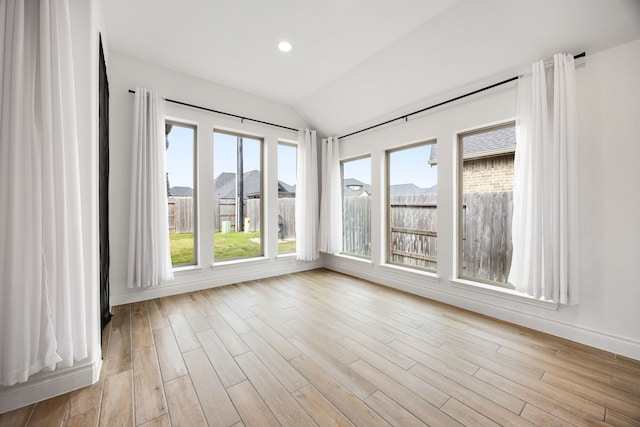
xmin=110 ymin=258 xmax=323 ymax=306
xmin=0 ymin=357 xmax=102 ymax=415
xmin=325 ymin=257 xmax=640 ymax=361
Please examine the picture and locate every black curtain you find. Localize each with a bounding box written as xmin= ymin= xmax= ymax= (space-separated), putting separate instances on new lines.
xmin=99 ymin=35 xmax=112 ymax=331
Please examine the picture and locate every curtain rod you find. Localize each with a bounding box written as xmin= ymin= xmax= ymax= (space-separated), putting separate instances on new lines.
xmin=127 ymin=89 xmax=299 ymax=132
xmin=339 ymin=52 xmax=586 ymax=140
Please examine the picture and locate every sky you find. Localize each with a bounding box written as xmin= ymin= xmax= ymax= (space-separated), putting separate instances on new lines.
xmin=343 ymin=144 xmax=437 ymax=188
xmin=166 ymin=127 xmax=280 ymax=188
xmin=388 ymin=144 xmax=437 ymax=188
xmin=277 ymin=143 xmax=297 ymax=186
xmin=166 ymin=125 xmax=436 ymax=189
xmin=213 ymin=132 xmax=262 ymax=179
xmin=213 ymin=133 xmax=298 ymax=187
xmin=343 ymin=157 xmax=370 ymax=184
xmin=165 ymin=123 xmax=194 ymax=188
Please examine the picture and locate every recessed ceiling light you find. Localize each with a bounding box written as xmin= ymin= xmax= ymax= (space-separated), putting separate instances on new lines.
xmin=277 ymin=41 xmax=292 ymax=52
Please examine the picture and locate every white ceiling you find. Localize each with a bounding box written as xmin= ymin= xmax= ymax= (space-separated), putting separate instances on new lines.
xmin=105 ymin=0 xmax=640 ymax=136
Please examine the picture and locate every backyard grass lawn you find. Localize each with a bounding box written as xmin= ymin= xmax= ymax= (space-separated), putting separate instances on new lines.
xmin=214 ymin=231 xmax=262 ymax=260
xmin=169 ymin=233 xmax=195 ymax=265
xmin=170 ymin=232 xmax=296 ymax=265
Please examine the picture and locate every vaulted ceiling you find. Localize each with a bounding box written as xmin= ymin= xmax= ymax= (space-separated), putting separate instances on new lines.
xmin=105 ymin=0 xmax=640 ymax=135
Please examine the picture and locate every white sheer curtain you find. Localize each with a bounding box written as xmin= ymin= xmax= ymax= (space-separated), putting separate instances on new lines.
xmin=295 ymin=129 xmax=319 ymax=261
xmin=0 ymin=0 xmax=87 ymax=386
xmin=509 ymin=54 xmax=579 ymax=304
xmin=127 ymin=88 xmax=174 ymax=287
xmin=319 ymin=137 xmax=342 ymax=254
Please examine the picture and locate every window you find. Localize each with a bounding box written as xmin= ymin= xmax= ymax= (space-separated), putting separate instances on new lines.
xmin=387 ymin=141 xmax=437 ymax=271
xmin=342 ymin=157 xmax=371 ymax=258
xmin=165 ymin=121 xmax=197 ymax=266
xmin=277 ymin=142 xmax=296 ymax=254
xmin=213 ymin=131 xmax=263 ymax=261
xmin=458 ymin=123 xmax=515 ymax=287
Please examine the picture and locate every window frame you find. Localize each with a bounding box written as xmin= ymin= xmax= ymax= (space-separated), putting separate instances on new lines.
xmin=277 ymin=140 xmax=297 ymax=255
xmin=385 ymin=139 xmax=438 ymax=273
xmin=165 ymin=118 xmax=198 ymax=268
xmin=340 ymin=154 xmax=372 ymax=260
xmin=212 ymin=129 xmax=265 ymax=262
xmin=456 ymin=121 xmax=516 ymax=289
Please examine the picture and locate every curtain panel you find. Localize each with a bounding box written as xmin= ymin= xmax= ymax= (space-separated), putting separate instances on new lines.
xmin=127 ymin=88 xmax=174 ymax=287
xmin=0 ymin=0 xmax=88 ymax=386
xmin=295 ymin=129 xmax=319 ymax=261
xmin=319 ymin=137 xmax=342 ymax=254
xmin=509 ymin=54 xmax=579 ymax=304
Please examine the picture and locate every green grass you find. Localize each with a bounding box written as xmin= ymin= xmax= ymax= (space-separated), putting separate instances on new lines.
xmin=214 ymin=231 xmax=262 ymax=260
xmin=169 ymin=233 xmax=195 ymax=265
xmin=170 ymin=232 xmax=296 ymax=265
xmin=278 ymin=240 xmax=296 ymax=254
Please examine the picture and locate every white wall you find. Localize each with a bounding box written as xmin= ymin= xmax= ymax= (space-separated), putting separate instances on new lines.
xmin=325 ymin=38 xmax=640 ymax=360
xmin=109 ymin=53 xmax=322 ymax=305
xmin=0 ymin=0 xmax=104 ymax=414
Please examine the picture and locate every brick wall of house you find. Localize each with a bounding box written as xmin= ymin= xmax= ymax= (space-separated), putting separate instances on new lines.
xmin=462 ymin=153 xmax=514 ymax=193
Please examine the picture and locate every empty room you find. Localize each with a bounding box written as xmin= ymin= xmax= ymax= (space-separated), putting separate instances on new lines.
xmin=1 ymin=0 xmax=640 ymax=425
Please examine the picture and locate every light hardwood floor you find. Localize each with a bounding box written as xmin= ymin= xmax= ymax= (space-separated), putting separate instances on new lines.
xmin=2 ymin=269 xmax=639 ymax=426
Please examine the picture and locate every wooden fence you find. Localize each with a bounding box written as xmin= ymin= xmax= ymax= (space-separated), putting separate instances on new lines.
xmin=341 ymin=194 xmax=438 ymax=269
xmin=342 ymin=196 xmax=372 ymax=257
xmin=277 ymin=197 xmax=296 ymax=240
xmin=461 ymin=191 xmax=512 ymax=283
xmin=169 ymin=192 xmax=512 ymax=282
xmin=343 ymin=192 xmax=512 ymax=282
xmin=168 ymin=197 xmax=193 ymax=234
xmin=169 ymin=197 xmax=296 ymax=239
xmin=389 ymin=194 xmax=438 ymax=271
xmin=214 ymin=199 xmax=236 ymax=231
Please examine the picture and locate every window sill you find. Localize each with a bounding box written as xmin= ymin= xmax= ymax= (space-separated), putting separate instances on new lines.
xmin=379 ymin=263 xmax=440 ymax=284
xmin=276 ymin=252 xmax=297 ymax=260
xmin=210 ymin=256 xmax=270 ymax=269
xmin=173 ymin=265 xmax=204 ymax=276
xmin=449 ymin=278 xmax=558 ymax=311
xmin=334 ymin=253 xmax=372 ymax=264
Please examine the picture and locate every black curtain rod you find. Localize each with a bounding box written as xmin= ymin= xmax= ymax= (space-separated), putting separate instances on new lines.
xmin=339 ymin=52 xmax=586 ymax=140
xmin=128 ymin=89 xmax=299 ymax=132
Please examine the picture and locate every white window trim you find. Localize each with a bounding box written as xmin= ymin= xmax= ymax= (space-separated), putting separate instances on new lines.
xmin=277 ymin=140 xmax=298 ymax=256
xmin=334 ymin=252 xmax=373 ymax=264
xmin=386 ymin=139 xmax=438 ymax=273
xmin=213 ymin=130 xmax=265 ymax=262
xmin=166 ymin=117 xmax=198 ymax=270
xmin=455 ymin=120 xmax=517 ymax=291
xmin=210 ymin=256 xmax=270 ymax=269
xmin=379 ymin=262 xmax=440 ymax=284
xmin=449 ymin=278 xmax=558 ymax=310
xmin=173 ymin=265 xmax=204 ymax=275
xmin=276 ymin=252 xmax=297 ymax=260
xmin=341 ymin=155 xmax=373 ymax=260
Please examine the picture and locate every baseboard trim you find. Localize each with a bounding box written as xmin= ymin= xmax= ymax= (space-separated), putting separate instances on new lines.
xmin=0 ymin=357 xmax=102 ymax=415
xmin=111 ymin=259 xmax=323 ymax=306
xmin=325 ymin=258 xmax=640 ymax=361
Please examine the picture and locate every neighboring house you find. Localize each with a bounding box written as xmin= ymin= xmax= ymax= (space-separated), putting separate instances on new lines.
xmin=213 ymin=171 xmax=236 ymax=199
xmin=343 ymin=178 xmax=436 ymax=197
xmin=211 ymin=170 xmax=295 ymax=232
xmin=389 ymin=182 xmax=436 ymax=196
xmin=168 ymin=186 xmax=193 ymax=197
xmin=214 ymin=170 xmax=294 ymax=200
xmin=277 ymin=180 xmax=295 ymax=198
xmin=215 ymin=170 xmax=262 ymax=199
xmin=343 ymin=178 xmax=371 ymax=197
xmin=429 ymin=125 xmax=516 ymax=193
xmin=167 ymin=187 xmax=194 ymax=234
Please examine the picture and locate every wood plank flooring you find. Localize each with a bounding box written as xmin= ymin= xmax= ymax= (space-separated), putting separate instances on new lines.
xmin=2 ymin=269 xmax=639 ymax=426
